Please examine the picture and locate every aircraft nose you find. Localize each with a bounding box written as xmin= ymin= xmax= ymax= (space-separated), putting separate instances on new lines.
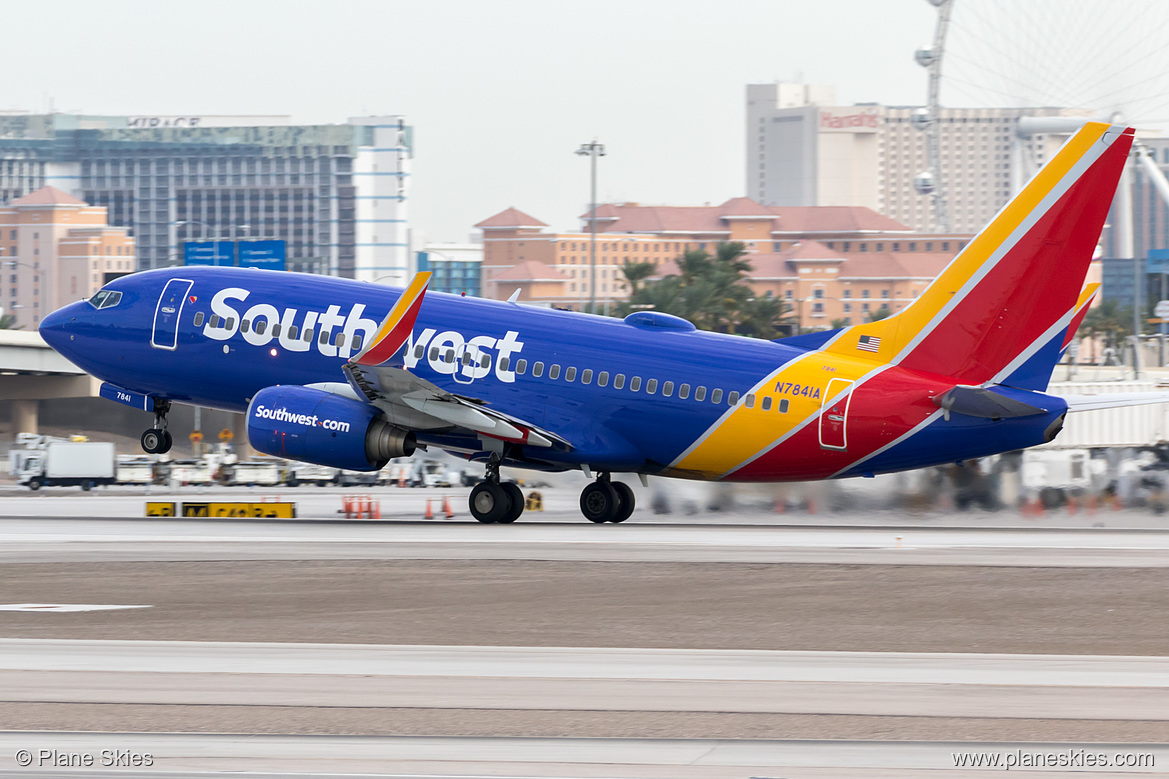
xmin=38 ymin=303 xmax=82 ymax=355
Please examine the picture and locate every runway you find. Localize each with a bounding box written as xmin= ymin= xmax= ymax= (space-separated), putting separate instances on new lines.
xmin=0 ymin=732 xmax=1164 ymax=777
xmin=2 ymin=502 xmax=1168 ymax=776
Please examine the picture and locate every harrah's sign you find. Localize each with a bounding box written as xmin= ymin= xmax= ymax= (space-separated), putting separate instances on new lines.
xmin=819 ymin=109 xmax=880 ymax=132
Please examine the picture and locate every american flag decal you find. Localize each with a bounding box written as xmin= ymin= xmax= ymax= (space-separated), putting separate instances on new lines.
xmin=857 ymin=334 xmax=881 ymax=353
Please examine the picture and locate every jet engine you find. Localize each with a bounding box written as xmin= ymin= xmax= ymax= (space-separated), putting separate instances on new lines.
xmin=246 ymin=385 xmax=415 ymax=472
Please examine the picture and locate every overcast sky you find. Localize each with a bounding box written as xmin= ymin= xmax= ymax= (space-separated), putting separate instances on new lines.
xmin=6 ymin=0 xmax=939 ymax=242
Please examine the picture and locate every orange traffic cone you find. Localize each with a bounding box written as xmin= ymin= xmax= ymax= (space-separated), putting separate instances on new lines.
xmin=424 ymin=499 xmax=434 ymax=520
xmin=442 ymin=496 xmax=455 ymax=519
xmin=371 ymin=500 xmax=381 ymax=520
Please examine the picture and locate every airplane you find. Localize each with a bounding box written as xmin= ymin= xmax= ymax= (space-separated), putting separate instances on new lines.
xmin=38 ymin=121 xmax=1163 ymax=523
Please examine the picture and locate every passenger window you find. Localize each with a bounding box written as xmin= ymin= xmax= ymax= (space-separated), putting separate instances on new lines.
xmin=352 ymin=334 xmax=363 ymax=350
xmin=678 ymin=383 xmax=690 ymax=399
xmin=255 ymin=320 xmax=267 ymax=335
xmin=695 ymin=386 xmax=707 ymax=402
xmin=303 ymin=328 xmax=314 ymax=342
xmin=746 ymin=394 xmax=755 ymax=408
xmin=225 ymin=317 xmax=235 ymax=330
xmin=581 ymin=368 xmax=593 ymax=384
xmin=711 ymin=388 xmax=723 ymax=404
xmin=272 ymin=323 xmax=283 ymax=337
xmin=319 ymin=329 xmax=329 ymax=344
xmin=646 ymin=378 xmax=657 ymax=394
xmin=662 ymin=381 xmax=674 ymax=397
xmin=461 ymin=351 xmax=472 ymax=366
xmin=209 ymin=314 xmax=221 ymax=328
xmin=614 ymin=374 xmax=625 ymax=390
xmin=499 ymin=357 xmax=510 ymax=372
xmin=480 ymin=354 xmax=490 ymax=369
xmin=429 ymin=346 xmax=439 ymax=361
xmin=193 ymin=312 xmax=205 ymax=326
xmin=241 ymin=319 xmax=251 ymax=334
xmin=598 ymin=371 xmax=609 ymax=387
xmin=532 ymin=361 xmax=544 ymax=377
xmin=445 ymin=349 xmax=455 ymax=363
xmin=415 ymin=344 xmax=424 ymax=359
xmin=289 ymin=325 xmax=299 ymax=340
xmin=779 ymin=398 xmax=790 ymax=413
xmin=762 ymin=396 xmax=773 ymax=411
xmin=516 ymin=358 xmax=527 ymax=374
xmin=334 ymin=332 xmax=345 ymax=347
xmin=629 ymin=376 xmax=641 ymax=392
xmin=565 ymin=366 xmax=576 ymax=382
xmin=728 ymin=391 xmax=740 ymax=405
xmin=549 ymin=364 xmax=561 ymax=380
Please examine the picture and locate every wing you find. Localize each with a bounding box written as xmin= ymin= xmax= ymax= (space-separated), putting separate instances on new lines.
xmin=342 ymin=272 xmax=571 ymax=451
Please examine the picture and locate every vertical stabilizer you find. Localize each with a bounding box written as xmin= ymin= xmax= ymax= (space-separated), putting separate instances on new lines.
xmin=825 ymin=122 xmax=1133 ymax=385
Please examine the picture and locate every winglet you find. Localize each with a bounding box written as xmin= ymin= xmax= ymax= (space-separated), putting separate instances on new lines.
xmin=352 ymin=272 xmax=432 ymax=367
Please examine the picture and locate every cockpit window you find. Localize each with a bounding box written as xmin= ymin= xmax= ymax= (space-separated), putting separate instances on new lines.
xmin=88 ymin=290 xmax=123 ymax=309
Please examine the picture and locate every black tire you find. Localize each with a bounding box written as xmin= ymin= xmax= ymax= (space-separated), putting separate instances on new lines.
xmin=286 ymin=477 xmax=299 ymax=488
xmin=160 ymin=430 xmax=174 ymax=454
xmin=141 ymin=428 xmax=164 ymax=454
xmin=580 ymin=481 xmax=620 ymax=523
xmin=469 ymin=481 xmax=511 ymax=524
xmin=610 ymin=481 xmax=635 ymax=523
xmin=498 ymin=482 xmax=525 ymax=523
xmin=28 ymin=478 xmax=42 ymax=491
xmin=81 ymin=481 xmax=92 ymax=492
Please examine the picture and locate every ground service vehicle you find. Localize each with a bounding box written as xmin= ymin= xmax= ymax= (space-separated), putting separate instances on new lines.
xmin=13 ymin=441 xmax=116 ymax=490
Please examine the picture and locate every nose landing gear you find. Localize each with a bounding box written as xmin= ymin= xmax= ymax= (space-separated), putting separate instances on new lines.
xmin=140 ymin=399 xmax=173 ymax=455
xmin=469 ymin=455 xmax=525 ymax=524
xmin=580 ymin=473 xmax=635 ymax=523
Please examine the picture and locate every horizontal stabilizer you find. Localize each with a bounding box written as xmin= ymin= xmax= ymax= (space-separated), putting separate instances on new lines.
xmin=934 ymin=385 xmax=1050 ymax=419
xmin=1062 ymin=392 xmax=1169 ymax=412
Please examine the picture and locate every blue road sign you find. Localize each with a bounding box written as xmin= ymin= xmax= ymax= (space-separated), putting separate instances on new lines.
xmin=238 ymin=240 xmax=287 ymax=271
xmin=1149 ymin=249 xmax=1169 ymax=275
xmin=183 ymin=241 xmax=236 ymax=266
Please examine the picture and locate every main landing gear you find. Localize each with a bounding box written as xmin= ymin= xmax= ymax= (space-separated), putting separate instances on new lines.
xmin=580 ymin=473 xmax=635 ymax=523
xmin=140 ymin=399 xmax=173 ymax=455
xmin=469 ymin=456 xmax=524 ymax=524
xmin=468 ymin=459 xmax=636 ymax=524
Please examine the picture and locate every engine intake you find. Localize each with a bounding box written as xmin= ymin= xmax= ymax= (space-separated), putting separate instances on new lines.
xmin=247 ymin=385 xmax=415 ymax=472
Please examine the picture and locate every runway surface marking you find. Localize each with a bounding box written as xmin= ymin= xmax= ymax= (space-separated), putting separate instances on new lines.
xmin=3 ymin=640 xmax=1166 ymax=721
xmin=0 ymin=605 xmax=152 ymax=613
xmin=5 ymin=517 xmax=1169 ymax=566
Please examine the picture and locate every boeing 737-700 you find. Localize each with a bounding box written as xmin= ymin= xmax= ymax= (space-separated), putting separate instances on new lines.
xmin=38 ymin=122 xmax=1162 ymax=522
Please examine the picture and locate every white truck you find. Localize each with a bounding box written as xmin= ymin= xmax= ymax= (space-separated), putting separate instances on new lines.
xmin=12 ymin=441 xmax=117 ymax=491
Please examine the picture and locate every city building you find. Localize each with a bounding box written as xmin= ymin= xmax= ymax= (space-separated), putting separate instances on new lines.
xmin=476 ymin=198 xmax=977 ymax=328
xmin=416 ymin=243 xmax=483 ymax=296
xmin=0 ymin=112 xmax=411 ymax=285
xmin=746 ymin=83 xmax=1090 ymax=233
xmin=0 ymin=186 xmax=135 ymax=328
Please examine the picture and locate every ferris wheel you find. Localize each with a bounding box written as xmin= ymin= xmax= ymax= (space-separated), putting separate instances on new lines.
xmin=913 ymin=0 xmax=1169 ymax=233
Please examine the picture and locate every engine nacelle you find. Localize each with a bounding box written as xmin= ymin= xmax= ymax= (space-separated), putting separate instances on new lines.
xmin=246 ymin=385 xmax=415 ymax=472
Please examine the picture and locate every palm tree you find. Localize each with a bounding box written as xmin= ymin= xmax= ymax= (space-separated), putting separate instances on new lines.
xmin=621 ymin=261 xmax=656 ymax=295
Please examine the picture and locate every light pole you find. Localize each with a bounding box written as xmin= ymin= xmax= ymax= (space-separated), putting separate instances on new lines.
xmin=575 ymin=141 xmax=605 ymax=313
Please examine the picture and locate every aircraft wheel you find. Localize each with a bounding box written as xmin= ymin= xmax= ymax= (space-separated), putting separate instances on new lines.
xmin=470 ymin=481 xmax=510 ymax=524
xmin=580 ymin=481 xmax=619 ymax=523
xmin=610 ymin=481 xmax=635 ymax=523
xmin=141 ymin=428 xmax=165 ymax=454
xmin=160 ymin=431 xmax=174 ymax=454
xmin=497 ymin=482 xmax=525 ymax=523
